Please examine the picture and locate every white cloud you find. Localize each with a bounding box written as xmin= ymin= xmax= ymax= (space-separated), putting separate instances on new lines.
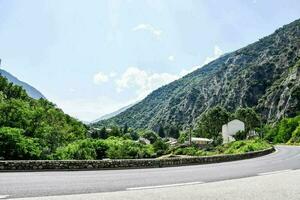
xmin=179 ymin=65 xmax=199 ymax=77
xmin=109 ymin=72 xmax=117 ymax=78
xmin=93 ymin=72 xmax=109 ymax=85
xmin=116 ymin=67 xmax=179 ymax=99
xmin=179 ymin=45 xmax=224 ymax=77
xmin=132 ymin=24 xmax=162 ymax=39
xmin=203 ymin=45 xmax=223 ymax=65
xmin=168 ymin=55 xmax=175 ymax=62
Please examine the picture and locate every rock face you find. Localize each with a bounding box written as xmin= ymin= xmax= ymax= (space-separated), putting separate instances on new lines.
xmin=94 ymin=19 xmax=300 ymax=130
xmin=0 ymin=67 xmax=45 ymax=99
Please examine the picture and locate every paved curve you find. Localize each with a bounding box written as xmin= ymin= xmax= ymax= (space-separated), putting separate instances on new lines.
xmin=0 ymin=145 xmax=300 ymax=199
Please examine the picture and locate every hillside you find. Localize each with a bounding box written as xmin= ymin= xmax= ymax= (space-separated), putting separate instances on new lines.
xmin=94 ymin=19 xmax=300 ymax=130
xmin=0 ymin=64 xmax=45 ymax=99
xmin=0 ymin=74 xmax=86 ymax=159
xmin=92 ymin=103 xmax=135 ymax=123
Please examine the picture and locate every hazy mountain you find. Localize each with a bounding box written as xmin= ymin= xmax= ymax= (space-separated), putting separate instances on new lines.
xmin=92 ymin=103 xmax=135 ymax=123
xmin=93 ymin=19 xmax=300 ymax=130
xmin=0 ymin=66 xmax=45 ymax=99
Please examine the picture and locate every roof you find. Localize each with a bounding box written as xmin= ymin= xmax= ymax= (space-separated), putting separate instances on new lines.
xmin=191 ymin=137 xmax=213 ymax=142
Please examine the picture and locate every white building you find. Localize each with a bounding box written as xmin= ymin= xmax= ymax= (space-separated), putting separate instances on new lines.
xmin=191 ymin=137 xmax=213 ymax=145
xmin=222 ymin=119 xmax=245 ymax=143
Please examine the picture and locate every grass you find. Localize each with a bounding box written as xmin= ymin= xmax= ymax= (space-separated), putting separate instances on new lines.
xmin=171 ymin=139 xmax=272 ymax=157
xmin=217 ymin=139 xmax=272 ymax=154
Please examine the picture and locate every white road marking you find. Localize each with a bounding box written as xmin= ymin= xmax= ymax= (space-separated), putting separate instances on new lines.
xmin=258 ymin=169 xmax=293 ymax=176
xmin=127 ymin=181 xmax=204 ymax=191
xmin=0 ymin=195 xmax=9 ymax=199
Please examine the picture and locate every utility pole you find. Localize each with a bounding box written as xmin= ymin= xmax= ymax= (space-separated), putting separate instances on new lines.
xmin=189 ymin=127 xmax=192 ymax=146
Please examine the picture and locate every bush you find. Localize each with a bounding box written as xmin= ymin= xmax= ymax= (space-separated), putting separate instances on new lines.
xmin=0 ymin=127 xmax=41 ymax=160
xmin=139 ymin=130 xmax=158 ymax=144
xmin=152 ymin=139 xmax=169 ymax=156
xmin=264 ymin=115 xmax=300 ymax=144
xmin=219 ymin=139 xmax=271 ymax=154
xmin=288 ymin=125 xmax=300 ymax=144
xmin=104 ymin=137 xmax=154 ymax=159
xmin=173 ymin=146 xmax=212 ymax=156
xmin=52 ymin=139 xmax=108 ymax=160
xmin=234 ymin=130 xmax=247 ymax=140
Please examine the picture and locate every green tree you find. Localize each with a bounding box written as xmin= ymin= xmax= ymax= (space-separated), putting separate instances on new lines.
xmin=235 ymin=107 xmax=261 ymax=132
xmin=52 ymin=139 xmax=108 ymax=160
xmin=168 ymin=126 xmax=180 ymax=139
xmin=152 ymin=139 xmax=169 ymax=156
xmin=158 ymin=125 xmax=165 ymax=138
xmin=196 ymin=106 xmax=230 ymax=142
xmin=140 ymin=130 xmax=158 ymax=144
xmin=123 ymin=123 xmax=128 ymax=134
xmin=109 ymin=126 xmax=121 ymax=137
xmin=0 ymin=127 xmax=41 ymax=160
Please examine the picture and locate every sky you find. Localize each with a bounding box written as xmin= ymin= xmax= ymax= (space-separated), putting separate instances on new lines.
xmin=0 ymin=0 xmax=300 ymax=122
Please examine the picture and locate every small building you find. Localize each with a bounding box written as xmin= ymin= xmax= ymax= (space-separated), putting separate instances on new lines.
xmin=191 ymin=137 xmax=213 ymax=145
xmin=222 ymin=119 xmax=245 ymax=143
xmin=166 ymin=137 xmax=178 ymax=146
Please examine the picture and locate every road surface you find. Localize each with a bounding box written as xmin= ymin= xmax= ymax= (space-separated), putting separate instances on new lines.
xmin=0 ymin=145 xmax=300 ymax=199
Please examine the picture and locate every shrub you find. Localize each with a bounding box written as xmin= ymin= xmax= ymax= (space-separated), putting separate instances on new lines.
xmin=219 ymin=139 xmax=271 ymax=154
xmin=0 ymin=127 xmax=41 ymax=160
xmin=139 ymin=130 xmax=158 ymax=144
xmin=264 ymin=115 xmax=300 ymax=144
xmin=288 ymin=125 xmax=300 ymax=144
xmin=173 ymin=146 xmax=212 ymax=156
xmin=52 ymin=139 xmax=108 ymax=160
xmin=234 ymin=130 xmax=247 ymax=140
xmin=153 ymin=139 xmax=169 ymax=156
xmin=104 ymin=137 xmax=154 ymax=159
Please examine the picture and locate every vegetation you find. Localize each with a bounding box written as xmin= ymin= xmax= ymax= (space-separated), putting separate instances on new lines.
xmin=0 ymin=127 xmax=41 ymax=160
xmin=195 ymin=106 xmax=229 ymax=145
xmin=0 ymin=75 xmax=87 ymax=159
xmin=170 ymin=139 xmax=271 ymax=157
xmin=217 ymin=139 xmax=271 ymax=154
xmin=264 ymin=115 xmax=300 ymax=144
xmin=234 ymin=108 xmax=261 ymax=132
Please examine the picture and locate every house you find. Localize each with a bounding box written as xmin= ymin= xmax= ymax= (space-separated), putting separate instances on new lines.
xmin=222 ymin=119 xmax=245 ymax=143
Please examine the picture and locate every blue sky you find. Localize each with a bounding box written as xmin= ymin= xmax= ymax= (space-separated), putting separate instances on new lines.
xmin=0 ymin=0 xmax=300 ymax=121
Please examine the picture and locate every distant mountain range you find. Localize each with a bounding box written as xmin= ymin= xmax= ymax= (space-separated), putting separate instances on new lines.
xmin=93 ymin=18 xmax=300 ymax=130
xmin=0 ymin=64 xmax=45 ymax=99
xmin=92 ymin=103 xmax=135 ymax=124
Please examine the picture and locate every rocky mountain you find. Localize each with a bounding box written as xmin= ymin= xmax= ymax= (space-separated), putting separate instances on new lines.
xmin=0 ymin=64 xmax=45 ymax=99
xmin=94 ymin=19 xmax=300 ymax=130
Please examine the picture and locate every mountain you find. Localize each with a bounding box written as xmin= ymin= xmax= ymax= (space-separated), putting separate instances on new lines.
xmin=94 ymin=19 xmax=300 ymax=130
xmin=0 ymin=65 xmax=45 ymax=99
xmin=92 ymin=103 xmax=135 ymax=123
xmin=0 ymin=68 xmax=86 ymax=160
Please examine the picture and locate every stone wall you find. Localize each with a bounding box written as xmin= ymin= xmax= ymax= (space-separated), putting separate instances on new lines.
xmin=0 ymin=147 xmax=275 ymax=171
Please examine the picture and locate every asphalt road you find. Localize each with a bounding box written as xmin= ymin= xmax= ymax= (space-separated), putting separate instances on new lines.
xmin=1 ymin=145 xmax=300 ymax=199
xmin=14 ymin=168 xmax=300 ymax=200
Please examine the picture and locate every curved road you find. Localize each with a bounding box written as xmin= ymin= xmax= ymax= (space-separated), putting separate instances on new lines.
xmin=1 ymin=145 xmax=300 ymax=199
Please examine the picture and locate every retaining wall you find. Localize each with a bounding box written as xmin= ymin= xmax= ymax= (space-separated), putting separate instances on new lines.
xmin=0 ymin=147 xmax=275 ymax=171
